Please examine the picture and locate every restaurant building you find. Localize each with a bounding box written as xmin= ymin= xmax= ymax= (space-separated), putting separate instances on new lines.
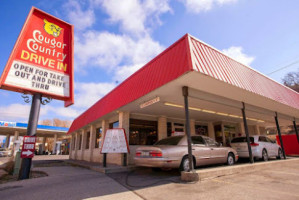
xmin=67 ymin=34 xmax=299 ymax=166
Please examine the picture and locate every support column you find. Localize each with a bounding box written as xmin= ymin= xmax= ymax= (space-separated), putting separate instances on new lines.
xmin=293 ymin=120 xmax=299 ymax=145
xmin=275 ymin=112 xmax=286 ymax=159
xmin=74 ymin=132 xmax=79 ymax=159
xmin=255 ymin=125 xmax=260 ymax=135
xmin=208 ymin=122 xmax=215 ymax=139
xmin=119 ymin=111 xmax=130 ymax=166
xmin=119 ymin=111 xmax=130 ymax=139
xmin=102 ymin=120 xmax=109 ymax=138
xmin=52 ymin=134 xmax=58 ymax=154
xmin=41 ymin=137 xmax=46 ymax=154
xmin=221 ymin=123 xmax=225 ymax=146
xmin=158 ymin=116 xmax=167 ymax=140
xmin=4 ymin=134 xmax=10 ymax=148
xmin=69 ymin=136 xmax=73 ymax=158
xmin=81 ymin=129 xmax=86 ymax=160
xmin=11 ymin=131 xmax=19 ymax=156
xmin=183 ymin=86 xmax=194 ymax=172
xmin=89 ymin=125 xmax=96 ymax=162
xmin=242 ymin=102 xmax=254 ymax=163
xmin=190 ymin=119 xmax=195 ymax=136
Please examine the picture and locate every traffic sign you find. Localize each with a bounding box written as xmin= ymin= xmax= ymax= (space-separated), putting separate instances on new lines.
xmin=21 ymin=136 xmax=36 ymax=158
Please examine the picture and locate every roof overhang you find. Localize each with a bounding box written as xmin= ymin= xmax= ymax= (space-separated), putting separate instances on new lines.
xmin=113 ymin=71 xmax=299 ymax=127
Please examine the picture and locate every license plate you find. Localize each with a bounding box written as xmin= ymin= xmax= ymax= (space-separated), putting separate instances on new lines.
xmin=237 ymin=148 xmax=242 ymax=151
xmin=141 ymin=152 xmax=149 ymax=156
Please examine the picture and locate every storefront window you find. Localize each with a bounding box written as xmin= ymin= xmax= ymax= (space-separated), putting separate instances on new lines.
xmin=109 ymin=121 xmax=119 ymax=129
xmin=95 ymin=127 xmax=102 ymax=148
xmin=86 ymin=131 xmax=90 ymax=149
xmin=129 ymin=119 xmax=157 ymax=145
xmin=167 ymin=122 xmax=172 ymax=137
xmin=224 ymin=125 xmax=236 ymax=146
xmin=195 ymin=125 xmax=208 ymax=136
xmin=214 ymin=125 xmax=222 ymax=145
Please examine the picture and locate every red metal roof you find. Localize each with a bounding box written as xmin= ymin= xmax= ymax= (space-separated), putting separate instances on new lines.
xmin=68 ymin=34 xmax=192 ymax=134
xmin=189 ymin=36 xmax=299 ymax=110
xmin=68 ymin=34 xmax=299 ymax=134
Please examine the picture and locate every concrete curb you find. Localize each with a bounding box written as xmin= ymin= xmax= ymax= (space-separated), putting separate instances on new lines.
xmin=65 ymin=160 xmax=137 ymax=174
xmin=193 ymin=158 xmax=299 ymax=181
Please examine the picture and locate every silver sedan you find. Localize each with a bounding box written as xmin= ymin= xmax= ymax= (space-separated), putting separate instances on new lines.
xmin=134 ymin=135 xmax=238 ymax=171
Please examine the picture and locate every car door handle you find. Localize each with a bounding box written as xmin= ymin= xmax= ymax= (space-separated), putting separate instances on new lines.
xmin=210 ymin=148 xmax=214 ymax=150
xmin=192 ymin=149 xmax=195 ymax=150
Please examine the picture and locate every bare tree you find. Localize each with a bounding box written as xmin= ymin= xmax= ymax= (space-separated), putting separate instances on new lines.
xmin=282 ymin=70 xmax=299 ymax=93
xmin=41 ymin=119 xmax=52 ymax=126
xmin=40 ymin=118 xmax=72 ymax=127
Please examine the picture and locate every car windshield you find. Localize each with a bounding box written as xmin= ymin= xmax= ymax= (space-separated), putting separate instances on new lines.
xmin=231 ymin=137 xmax=254 ymax=143
xmin=154 ymin=136 xmax=183 ymax=145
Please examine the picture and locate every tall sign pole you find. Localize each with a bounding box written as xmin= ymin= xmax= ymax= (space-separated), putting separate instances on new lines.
xmin=0 ymin=7 xmax=74 ymax=179
xmin=19 ymin=94 xmax=41 ymax=179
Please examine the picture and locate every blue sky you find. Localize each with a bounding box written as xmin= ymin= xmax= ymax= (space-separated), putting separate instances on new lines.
xmin=0 ymin=0 xmax=298 ymax=124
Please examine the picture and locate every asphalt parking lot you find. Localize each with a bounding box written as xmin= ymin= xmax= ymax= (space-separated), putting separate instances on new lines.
xmin=108 ymin=158 xmax=299 ymax=200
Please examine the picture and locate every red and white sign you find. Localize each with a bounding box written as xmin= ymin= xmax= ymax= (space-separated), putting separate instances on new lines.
xmin=21 ymin=136 xmax=36 ymax=158
xmin=101 ymin=128 xmax=130 ymax=154
xmin=0 ymin=7 xmax=74 ymax=107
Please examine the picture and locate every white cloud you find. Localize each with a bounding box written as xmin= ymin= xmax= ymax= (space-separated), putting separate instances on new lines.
xmin=0 ymin=103 xmax=50 ymax=121
xmin=75 ymin=31 xmax=164 ymax=72
xmin=64 ymin=1 xmax=95 ymax=31
xmin=113 ymin=64 xmax=143 ymax=82
xmin=49 ymin=106 xmax=82 ymax=118
xmin=100 ymin=0 xmax=171 ymax=36
xmin=222 ymin=46 xmax=255 ymax=66
xmin=74 ymin=82 xmax=117 ymax=108
xmin=180 ymin=0 xmax=239 ymax=13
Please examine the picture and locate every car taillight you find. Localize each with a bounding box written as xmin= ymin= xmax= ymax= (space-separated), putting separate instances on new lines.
xmin=150 ymin=151 xmax=162 ymax=157
xmin=250 ymin=142 xmax=259 ymax=146
xmin=136 ymin=152 xmax=141 ymax=157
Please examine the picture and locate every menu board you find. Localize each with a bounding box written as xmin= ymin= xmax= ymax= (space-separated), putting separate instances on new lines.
xmin=100 ymin=128 xmax=129 ymax=154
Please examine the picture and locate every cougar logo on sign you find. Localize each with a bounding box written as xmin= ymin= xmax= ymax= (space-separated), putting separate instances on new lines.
xmin=43 ymin=19 xmax=62 ymax=37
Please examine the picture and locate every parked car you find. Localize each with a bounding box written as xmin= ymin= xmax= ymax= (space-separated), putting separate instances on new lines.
xmin=0 ymin=148 xmax=12 ymax=157
xmin=134 ymin=135 xmax=238 ymax=171
xmin=230 ymin=135 xmax=283 ymax=161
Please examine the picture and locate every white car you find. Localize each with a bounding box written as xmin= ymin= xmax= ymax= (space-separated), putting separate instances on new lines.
xmin=230 ymin=135 xmax=283 ymax=161
xmin=0 ymin=148 xmax=12 ymax=157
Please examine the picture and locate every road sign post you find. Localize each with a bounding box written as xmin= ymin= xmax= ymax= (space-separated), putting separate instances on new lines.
xmin=19 ymin=94 xmax=41 ymax=180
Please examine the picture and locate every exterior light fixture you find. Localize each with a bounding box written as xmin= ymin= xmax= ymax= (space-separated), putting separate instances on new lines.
xmin=202 ymin=109 xmax=216 ymax=114
xmin=164 ymin=102 xmax=265 ymax=122
xmin=216 ymin=112 xmax=229 ymax=116
xmin=164 ymin=102 xmax=184 ymax=108
xmin=189 ymin=107 xmax=202 ymax=111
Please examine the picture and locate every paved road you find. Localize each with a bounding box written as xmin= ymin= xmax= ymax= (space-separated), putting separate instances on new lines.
xmin=0 ymin=165 xmax=142 ymax=200
xmin=1 ymin=157 xmax=299 ymax=200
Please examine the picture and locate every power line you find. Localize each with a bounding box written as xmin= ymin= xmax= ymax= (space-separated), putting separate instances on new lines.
xmin=267 ymin=59 xmax=299 ymax=75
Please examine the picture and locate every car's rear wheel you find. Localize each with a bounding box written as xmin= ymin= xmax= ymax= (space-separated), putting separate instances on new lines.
xmin=179 ymin=156 xmax=195 ymax=172
xmin=262 ymin=149 xmax=268 ymax=161
xmin=227 ymin=153 xmax=235 ymax=165
xmin=276 ymin=148 xmax=283 ymax=159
